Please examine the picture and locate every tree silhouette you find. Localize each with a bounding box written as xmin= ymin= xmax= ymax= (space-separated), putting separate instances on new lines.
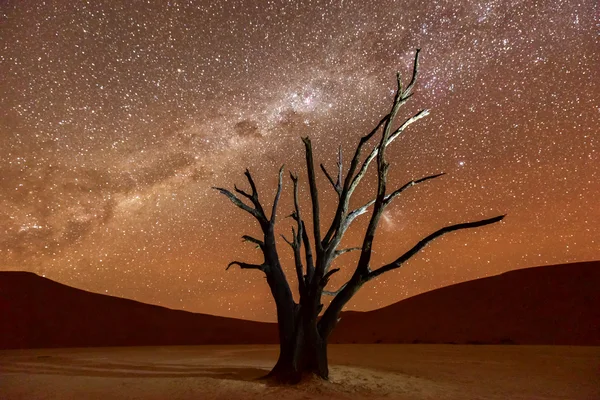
xmin=214 ymin=49 xmax=505 ymax=383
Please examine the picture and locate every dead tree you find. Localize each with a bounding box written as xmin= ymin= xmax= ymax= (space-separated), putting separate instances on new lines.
xmin=214 ymin=49 xmax=505 ymax=383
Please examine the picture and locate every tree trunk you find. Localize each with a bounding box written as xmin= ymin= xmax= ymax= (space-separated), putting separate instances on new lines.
xmin=265 ymin=304 xmax=329 ymax=383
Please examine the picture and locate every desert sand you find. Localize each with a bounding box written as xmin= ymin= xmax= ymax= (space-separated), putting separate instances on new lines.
xmin=1 ymin=344 xmax=599 ymax=400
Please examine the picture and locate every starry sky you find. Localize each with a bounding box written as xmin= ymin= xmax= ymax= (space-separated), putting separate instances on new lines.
xmin=1 ymin=0 xmax=598 ymax=321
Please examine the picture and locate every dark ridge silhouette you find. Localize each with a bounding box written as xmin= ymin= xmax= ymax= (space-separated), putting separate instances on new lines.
xmin=0 ymin=271 xmax=277 ymax=349
xmin=1 ymin=261 xmax=598 ymax=349
xmin=331 ymin=261 xmax=600 ymax=345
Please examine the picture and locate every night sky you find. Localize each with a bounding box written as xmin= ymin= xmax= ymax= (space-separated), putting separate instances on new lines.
xmin=1 ymin=0 xmax=598 ymax=321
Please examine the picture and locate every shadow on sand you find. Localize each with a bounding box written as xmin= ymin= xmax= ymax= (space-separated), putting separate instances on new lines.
xmin=0 ymin=355 xmax=268 ymax=381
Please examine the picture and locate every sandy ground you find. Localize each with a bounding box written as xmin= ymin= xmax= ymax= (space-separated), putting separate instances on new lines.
xmin=1 ymin=345 xmax=599 ymax=400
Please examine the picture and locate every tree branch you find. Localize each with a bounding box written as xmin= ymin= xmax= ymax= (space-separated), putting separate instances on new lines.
xmin=343 ymin=200 xmax=375 ymax=227
xmin=337 ymin=145 xmax=343 ymax=189
xmin=318 ymin=275 xmax=364 ymax=339
xmin=354 ymin=55 xmax=414 ymax=276
xmin=323 ymin=282 xmax=347 ymax=296
xmin=383 ymin=173 xmax=445 ymax=206
xmin=244 ymin=168 xmax=259 ymax=196
xmin=320 ymin=163 xmax=341 ymax=196
xmin=322 ymin=114 xmax=389 ymax=248
xmin=270 ymin=165 xmax=285 ymax=225
xmin=280 ymin=232 xmax=294 ymax=248
xmin=320 ymin=268 xmax=340 ymax=289
xmin=289 ymin=172 xmax=308 ymax=296
xmin=226 ymin=261 xmax=267 ymax=272
xmin=321 ymin=52 xmax=425 ymax=280
xmin=290 ymin=227 xmax=307 ymax=296
xmin=213 ymin=187 xmax=264 ymax=221
xmin=334 ymin=247 xmax=362 ymax=258
xmin=340 ymin=172 xmax=445 ymax=235
xmin=368 ymin=214 xmax=506 ymax=280
xmin=219 ymin=166 xmax=298 ymax=337
xmin=233 ymin=184 xmax=253 ymax=201
xmin=302 ymin=137 xmax=323 ymax=254
xmin=388 ymin=109 xmax=430 ymax=144
xmin=243 ymin=169 xmax=267 ymax=217
xmin=242 ymin=235 xmax=264 ymax=249
xmin=214 ymin=168 xmax=276 ymax=229
xmin=301 ymin=220 xmax=315 ymax=284
xmin=349 ymin=109 xmax=430 ymax=197
xmin=404 ymin=48 xmax=421 ymax=96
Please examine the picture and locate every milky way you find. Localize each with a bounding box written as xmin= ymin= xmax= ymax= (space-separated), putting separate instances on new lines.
xmin=1 ymin=0 xmax=598 ymax=320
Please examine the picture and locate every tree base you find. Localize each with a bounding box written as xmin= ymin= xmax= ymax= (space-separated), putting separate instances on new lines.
xmin=260 ymin=368 xmax=329 ymax=385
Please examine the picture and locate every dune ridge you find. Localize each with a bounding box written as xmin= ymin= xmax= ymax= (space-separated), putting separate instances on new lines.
xmin=1 ymin=261 xmax=598 ymax=349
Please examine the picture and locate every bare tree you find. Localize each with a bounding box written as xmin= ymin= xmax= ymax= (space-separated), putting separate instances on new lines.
xmin=214 ymin=49 xmax=505 ymax=383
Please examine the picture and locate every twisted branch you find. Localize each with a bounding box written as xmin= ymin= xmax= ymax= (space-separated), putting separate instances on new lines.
xmin=227 ymin=261 xmax=267 ymax=272
xmin=368 ymin=215 xmax=506 ymax=280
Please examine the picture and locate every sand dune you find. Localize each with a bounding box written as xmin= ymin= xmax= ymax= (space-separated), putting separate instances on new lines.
xmin=332 ymin=261 xmax=600 ymax=345
xmin=1 ymin=261 xmax=598 ymax=349
xmin=1 ymin=345 xmax=598 ymax=400
xmin=0 ymin=271 xmax=278 ymax=349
